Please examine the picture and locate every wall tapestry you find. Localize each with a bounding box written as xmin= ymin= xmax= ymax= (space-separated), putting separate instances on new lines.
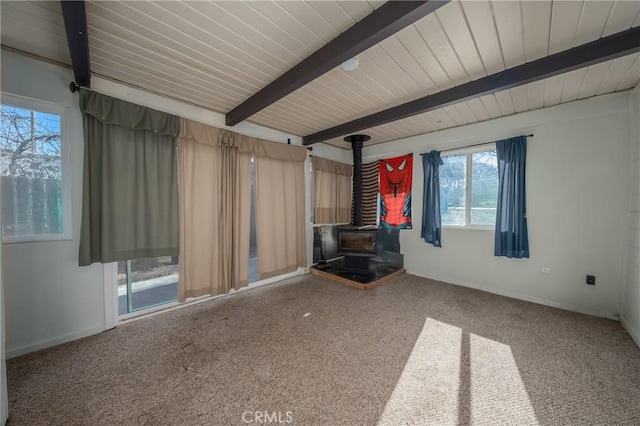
xmin=379 ymin=153 xmax=413 ymax=229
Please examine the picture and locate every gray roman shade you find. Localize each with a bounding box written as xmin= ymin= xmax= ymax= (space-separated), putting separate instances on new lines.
xmin=79 ymin=90 xmax=180 ymax=266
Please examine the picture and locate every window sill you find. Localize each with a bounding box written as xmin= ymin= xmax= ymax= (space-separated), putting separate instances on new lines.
xmin=2 ymin=234 xmax=73 ymax=244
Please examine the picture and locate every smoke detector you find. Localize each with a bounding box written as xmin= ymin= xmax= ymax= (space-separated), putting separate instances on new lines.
xmin=341 ymin=57 xmax=359 ymax=71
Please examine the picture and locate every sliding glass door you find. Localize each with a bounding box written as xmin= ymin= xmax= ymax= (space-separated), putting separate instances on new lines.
xmin=118 ymin=256 xmax=179 ymax=315
xmin=249 ymin=158 xmax=259 ymax=283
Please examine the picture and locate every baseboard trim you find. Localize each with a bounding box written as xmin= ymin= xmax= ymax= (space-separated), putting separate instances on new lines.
xmin=6 ymin=269 xmax=310 ymax=359
xmin=621 ymin=316 xmax=640 ymax=348
xmin=6 ymin=324 xmax=105 ymax=359
xmin=407 ymin=271 xmax=619 ymax=321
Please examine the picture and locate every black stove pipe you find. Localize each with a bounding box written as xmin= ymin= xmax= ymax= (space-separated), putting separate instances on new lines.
xmin=344 ymin=134 xmax=371 ymax=227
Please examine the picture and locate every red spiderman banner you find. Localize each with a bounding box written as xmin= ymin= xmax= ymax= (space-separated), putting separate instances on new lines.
xmin=379 ymin=154 xmax=413 ymax=229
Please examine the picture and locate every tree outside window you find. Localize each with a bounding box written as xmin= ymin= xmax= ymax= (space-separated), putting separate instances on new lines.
xmin=440 ymin=150 xmax=498 ymax=227
xmin=0 ymin=104 xmax=64 ymax=238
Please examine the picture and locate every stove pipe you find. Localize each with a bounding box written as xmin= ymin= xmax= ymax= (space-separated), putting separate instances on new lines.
xmin=344 ymin=134 xmax=371 ymax=227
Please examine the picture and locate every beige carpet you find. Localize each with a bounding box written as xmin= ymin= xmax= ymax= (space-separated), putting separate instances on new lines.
xmin=6 ymin=274 xmax=640 ymax=425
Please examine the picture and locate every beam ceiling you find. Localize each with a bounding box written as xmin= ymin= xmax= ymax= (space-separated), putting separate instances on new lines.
xmin=60 ymin=0 xmax=91 ymax=88
xmin=225 ymin=0 xmax=449 ymax=127
xmin=303 ymin=26 xmax=640 ymax=145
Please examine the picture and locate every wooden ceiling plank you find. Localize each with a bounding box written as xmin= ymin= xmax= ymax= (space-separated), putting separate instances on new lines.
xmin=379 ymin=36 xmax=439 ymax=95
xmin=447 ymin=102 xmax=478 ymax=124
xmin=198 ymin=1 xmax=302 ymax=67
xmin=493 ymin=90 xmax=516 ymax=116
xmin=413 ymin=114 xmax=438 ymax=133
xmin=303 ymin=27 xmax=640 ymax=145
xmin=251 ymin=109 xmax=323 ymax=136
xmin=615 ymin=56 xmax=640 ymax=90
xmin=466 ymin=98 xmax=491 ymax=122
xmin=226 ymin=1 xmax=449 ymax=126
xmin=365 ymin=45 xmax=423 ymax=97
xmin=154 ymin=1 xmax=290 ymax=74
xmin=338 ymin=1 xmax=375 ymax=23
xmin=424 ymin=111 xmax=447 ymax=130
xmin=573 ymin=1 xmax=614 ymax=47
xmin=602 ymin=1 xmax=640 ymax=37
xmin=543 ymin=75 xmax=565 ymax=107
xmin=1 ymin=17 xmax=69 ymax=46
xmin=431 ymin=108 xmax=457 ymax=129
xmin=436 ymin=2 xmax=486 ymax=81
xmin=414 ymin=14 xmax=470 ymax=84
xmin=61 ymin=0 xmax=91 ymax=87
xmin=91 ymin=61 xmax=237 ymax=113
xmin=5 ymin=1 xmax=66 ymax=32
xmin=509 ymin=85 xmax=529 ymax=114
xmin=356 ymin=53 xmax=417 ymax=104
xmin=88 ymin=21 xmax=265 ymax=95
xmin=479 ymin=95 xmax=502 ymax=119
xmin=491 ymin=0 xmax=526 ymax=69
xmin=527 ymin=80 xmax=546 ymax=111
xmin=307 ymin=1 xmax=356 ymax=33
xmin=90 ymin=45 xmax=248 ymax=108
xmin=460 ymin=1 xmax=505 ymax=75
xmin=0 ymin=20 xmax=70 ymax=65
xmin=276 ymin=1 xmax=340 ymax=42
xmin=88 ymin=4 xmax=274 ymax=88
xmin=218 ymin=1 xmax=314 ymax=61
xmin=276 ymin=89 xmax=367 ymax=127
xmin=578 ymin=61 xmax=613 ymax=99
xmin=560 ymin=68 xmax=589 ymax=103
xmin=395 ymin=25 xmax=454 ymax=91
xmin=89 ymin=35 xmax=255 ymax=99
xmin=246 ymin=2 xmax=326 ymax=52
xmin=522 ymin=0 xmax=552 ymax=62
xmin=322 ymin=69 xmax=398 ymax=109
xmin=549 ymin=1 xmax=583 ymax=55
xmin=597 ymin=54 xmax=639 ymax=95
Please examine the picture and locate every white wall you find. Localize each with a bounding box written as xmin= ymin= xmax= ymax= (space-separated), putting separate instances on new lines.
xmin=364 ymin=92 xmax=631 ymax=319
xmin=1 ymin=50 xmax=349 ymax=357
xmin=1 ymin=50 xmax=105 ymax=358
xmin=622 ymin=84 xmax=640 ymax=346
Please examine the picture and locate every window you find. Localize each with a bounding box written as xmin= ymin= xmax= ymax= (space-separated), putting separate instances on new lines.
xmin=118 ymin=257 xmax=179 ymax=315
xmin=0 ymin=97 xmax=70 ymax=242
xmin=440 ymin=149 xmax=498 ymax=227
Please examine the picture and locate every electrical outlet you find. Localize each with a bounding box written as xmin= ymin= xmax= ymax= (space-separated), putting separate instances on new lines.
xmin=586 ymin=275 xmax=596 ymax=285
xmin=541 ymin=267 xmax=551 ymax=273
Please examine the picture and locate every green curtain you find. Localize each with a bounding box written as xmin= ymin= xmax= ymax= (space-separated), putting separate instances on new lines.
xmin=78 ymin=90 xmax=180 ymax=266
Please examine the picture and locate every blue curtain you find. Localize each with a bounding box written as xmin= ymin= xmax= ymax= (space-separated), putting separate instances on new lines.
xmin=421 ymin=150 xmax=443 ymax=247
xmin=495 ymin=136 xmax=529 ymax=258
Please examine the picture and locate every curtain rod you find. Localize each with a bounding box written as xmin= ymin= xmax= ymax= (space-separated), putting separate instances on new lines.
xmin=420 ymin=134 xmax=533 ymax=155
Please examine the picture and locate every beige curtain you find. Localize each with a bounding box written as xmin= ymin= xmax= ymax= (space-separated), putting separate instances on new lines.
xmin=177 ymin=119 xmax=251 ymax=301
xmin=255 ymin=155 xmax=307 ymax=280
xmin=312 ymin=156 xmax=352 ymax=224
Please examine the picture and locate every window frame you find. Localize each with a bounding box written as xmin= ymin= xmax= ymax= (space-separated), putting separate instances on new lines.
xmin=0 ymin=93 xmax=72 ymax=243
xmin=441 ymin=144 xmax=497 ymax=231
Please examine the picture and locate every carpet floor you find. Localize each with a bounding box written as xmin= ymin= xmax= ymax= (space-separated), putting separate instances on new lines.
xmin=6 ymin=274 xmax=640 ymax=425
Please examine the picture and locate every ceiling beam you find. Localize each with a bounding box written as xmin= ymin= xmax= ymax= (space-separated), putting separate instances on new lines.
xmin=60 ymin=0 xmax=91 ymax=87
xmin=303 ymin=26 xmax=640 ymax=145
xmin=225 ymin=1 xmax=449 ymax=127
